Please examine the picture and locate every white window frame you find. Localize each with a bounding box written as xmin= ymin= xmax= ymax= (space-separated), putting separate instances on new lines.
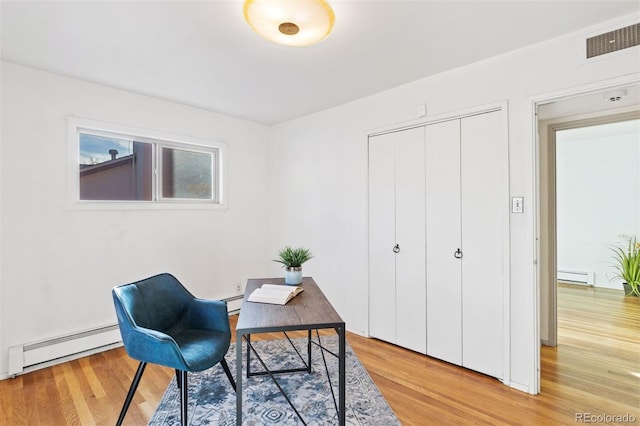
xmin=67 ymin=116 xmax=227 ymax=210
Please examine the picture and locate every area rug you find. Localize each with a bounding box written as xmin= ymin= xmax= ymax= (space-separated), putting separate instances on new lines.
xmin=149 ymin=335 xmax=400 ymax=425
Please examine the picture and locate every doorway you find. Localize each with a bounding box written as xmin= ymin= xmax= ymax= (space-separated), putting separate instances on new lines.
xmin=538 ymin=89 xmax=639 ymax=346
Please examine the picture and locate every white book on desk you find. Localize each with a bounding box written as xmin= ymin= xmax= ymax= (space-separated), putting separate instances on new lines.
xmin=247 ymin=284 xmax=304 ymax=305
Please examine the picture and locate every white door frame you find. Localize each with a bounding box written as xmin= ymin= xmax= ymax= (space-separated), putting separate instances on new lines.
xmin=531 ymin=73 xmax=640 ymax=394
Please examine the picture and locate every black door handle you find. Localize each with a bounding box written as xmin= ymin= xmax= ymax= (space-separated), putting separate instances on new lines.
xmin=393 ymin=244 xmax=400 ymax=253
xmin=454 ymin=248 xmax=463 ymax=259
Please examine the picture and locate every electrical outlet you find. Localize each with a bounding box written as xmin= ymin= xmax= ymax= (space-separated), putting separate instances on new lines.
xmin=236 ymin=284 xmax=241 ymax=294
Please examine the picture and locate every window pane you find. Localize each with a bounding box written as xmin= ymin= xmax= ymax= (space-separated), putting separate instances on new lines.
xmin=79 ymin=134 xmax=153 ymax=200
xmin=161 ymin=147 xmax=213 ymax=200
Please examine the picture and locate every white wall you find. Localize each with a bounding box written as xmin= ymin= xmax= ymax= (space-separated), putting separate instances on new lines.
xmin=2 ymin=13 xmax=639 ymax=395
xmin=556 ymin=120 xmax=640 ymax=289
xmin=0 ymin=59 xmax=3 ymax=372
xmin=0 ymin=62 xmax=271 ymax=377
xmin=268 ymin=14 xmax=640 ymax=393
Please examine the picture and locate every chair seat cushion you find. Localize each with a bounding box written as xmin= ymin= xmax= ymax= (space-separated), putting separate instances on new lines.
xmin=170 ymin=328 xmax=230 ymax=371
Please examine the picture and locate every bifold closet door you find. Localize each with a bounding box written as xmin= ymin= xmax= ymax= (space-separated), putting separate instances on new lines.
xmin=395 ymin=127 xmax=426 ymax=354
xmin=369 ymin=133 xmax=396 ymax=344
xmin=460 ymin=111 xmax=504 ymax=379
xmin=425 ymin=119 xmax=462 ymax=364
xmin=369 ymin=127 xmax=426 ymax=354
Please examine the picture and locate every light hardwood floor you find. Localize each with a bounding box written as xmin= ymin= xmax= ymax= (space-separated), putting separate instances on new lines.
xmin=0 ymin=283 xmax=638 ymax=425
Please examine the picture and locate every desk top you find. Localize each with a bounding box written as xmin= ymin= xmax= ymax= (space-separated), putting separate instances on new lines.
xmin=236 ymin=277 xmax=344 ymax=334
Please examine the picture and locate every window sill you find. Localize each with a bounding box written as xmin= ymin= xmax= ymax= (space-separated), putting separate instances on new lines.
xmin=68 ymin=200 xmax=227 ymax=211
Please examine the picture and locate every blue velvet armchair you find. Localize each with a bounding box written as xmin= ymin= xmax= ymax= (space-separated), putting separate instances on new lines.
xmin=112 ymin=273 xmax=235 ymax=426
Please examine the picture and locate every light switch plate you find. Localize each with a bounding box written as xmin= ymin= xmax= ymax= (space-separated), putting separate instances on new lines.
xmin=512 ymin=196 xmax=524 ymax=213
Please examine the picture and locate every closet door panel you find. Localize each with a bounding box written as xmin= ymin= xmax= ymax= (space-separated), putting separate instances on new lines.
xmin=425 ymin=120 xmax=462 ymax=364
xmin=395 ymin=127 xmax=427 ymax=354
xmin=460 ymin=111 xmax=505 ymax=379
xmin=368 ymin=133 xmax=397 ymax=343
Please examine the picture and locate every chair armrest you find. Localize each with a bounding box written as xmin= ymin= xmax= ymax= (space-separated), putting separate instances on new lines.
xmin=119 ymin=324 xmax=190 ymax=370
xmin=188 ymin=299 xmax=231 ymax=335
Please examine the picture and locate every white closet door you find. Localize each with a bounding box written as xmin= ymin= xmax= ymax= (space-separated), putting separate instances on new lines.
xmin=395 ymin=127 xmax=426 ymax=354
xmin=368 ymin=133 xmax=397 ymax=343
xmin=460 ymin=111 xmax=505 ymax=379
xmin=425 ymin=120 xmax=462 ymax=364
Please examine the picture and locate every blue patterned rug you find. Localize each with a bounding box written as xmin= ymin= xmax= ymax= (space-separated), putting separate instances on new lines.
xmin=148 ymin=335 xmax=400 ymax=425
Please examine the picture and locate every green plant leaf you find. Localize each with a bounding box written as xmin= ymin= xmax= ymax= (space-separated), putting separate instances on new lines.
xmin=610 ymin=235 xmax=640 ymax=292
xmin=273 ymin=246 xmax=314 ymax=268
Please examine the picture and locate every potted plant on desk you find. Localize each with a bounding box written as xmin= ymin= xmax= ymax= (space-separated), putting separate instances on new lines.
xmin=274 ymin=246 xmax=313 ymax=285
xmin=611 ymin=235 xmax=640 ymax=297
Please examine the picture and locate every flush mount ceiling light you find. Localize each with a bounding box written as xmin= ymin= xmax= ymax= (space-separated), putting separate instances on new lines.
xmin=243 ymin=0 xmax=335 ymax=47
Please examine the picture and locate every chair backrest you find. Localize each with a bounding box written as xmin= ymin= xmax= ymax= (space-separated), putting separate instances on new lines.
xmin=113 ymin=273 xmax=194 ymax=335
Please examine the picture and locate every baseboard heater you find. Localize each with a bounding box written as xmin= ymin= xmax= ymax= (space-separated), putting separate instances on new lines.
xmin=557 ymin=270 xmax=595 ymax=285
xmin=7 ymin=324 xmax=123 ymax=377
xmin=6 ymin=294 xmax=244 ymax=378
xmin=225 ymin=294 xmax=243 ymax=314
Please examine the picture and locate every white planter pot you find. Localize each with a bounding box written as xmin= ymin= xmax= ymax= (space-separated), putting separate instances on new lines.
xmin=285 ymin=267 xmax=303 ymax=285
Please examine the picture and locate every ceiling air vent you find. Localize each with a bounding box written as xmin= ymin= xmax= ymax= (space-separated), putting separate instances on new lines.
xmin=586 ymin=23 xmax=639 ymax=58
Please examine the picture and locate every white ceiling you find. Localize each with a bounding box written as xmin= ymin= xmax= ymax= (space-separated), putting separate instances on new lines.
xmin=2 ymin=0 xmax=639 ymax=125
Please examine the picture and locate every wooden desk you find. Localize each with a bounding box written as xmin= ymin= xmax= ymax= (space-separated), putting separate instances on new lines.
xmin=235 ymin=277 xmax=346 ymax=425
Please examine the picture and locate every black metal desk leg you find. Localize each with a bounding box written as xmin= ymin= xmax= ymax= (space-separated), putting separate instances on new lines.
xmin=339 ymin=326 xmax=346 ymax=426
xmin=307 ymin=329 xmax=312 ymax=373
xmin=246 ymin=334 xmax=252 ymax=378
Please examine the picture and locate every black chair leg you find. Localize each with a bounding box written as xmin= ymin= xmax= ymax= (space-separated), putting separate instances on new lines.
xmin=220 ymin=359 xmax=236 ymax=392
xmin=179 ymin=370 xmax=188 ymax=426
xmin=175 ymin=369 xmax=182 ymax=389
xmin=116 ymin=361 xmax=147 ymax=426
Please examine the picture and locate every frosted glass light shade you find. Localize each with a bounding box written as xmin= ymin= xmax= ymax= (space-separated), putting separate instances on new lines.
xmin=243 ymin=0 xmax=335 ymax=47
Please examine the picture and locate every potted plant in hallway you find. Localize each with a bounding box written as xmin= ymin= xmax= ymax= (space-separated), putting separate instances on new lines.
xmin=611 ymin=235 xmax=640 ymax=297
xmin=274 ymin=246 xmax=313 ymax=285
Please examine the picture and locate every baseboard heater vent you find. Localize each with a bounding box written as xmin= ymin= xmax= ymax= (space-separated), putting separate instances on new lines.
xmin=557 ymin=270 xmax=595 ymax=286
xmin=224 ymin=294 xmax=243 ymax=314
xmin=587 ymin=22 xmax=639 ymax=58
xmin=8 ymin=324 xmax=122 ymax=377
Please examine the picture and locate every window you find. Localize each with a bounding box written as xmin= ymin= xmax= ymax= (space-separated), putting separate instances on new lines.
xmin=69 ymin=118 xmax=226 ymax=209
